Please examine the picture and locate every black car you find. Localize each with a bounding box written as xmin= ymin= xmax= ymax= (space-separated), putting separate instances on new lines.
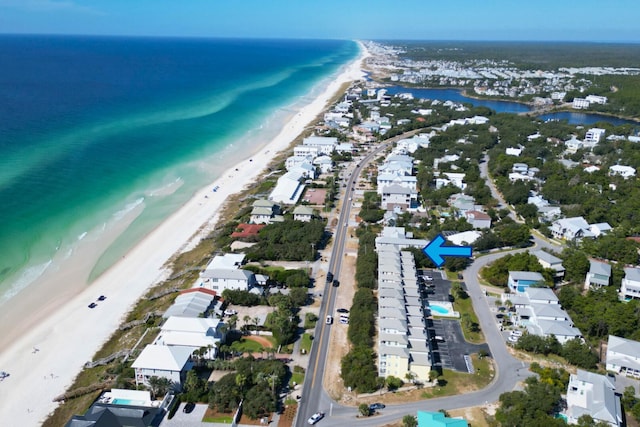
xmin=88 ymin=302 xmax=97 ymax=309
xmin=183 ymin=402 xmax=196 ymax=413
xmin=332 ymin=279 xmax=340 ymax=287
xmin=326 ymin=272 xmax=334 ymax=283
xmin=336 ymin=308 xmax=349 ymax=313
xmin=369 ymin=403 xmax=385 ymax=410
xmin=97 ymin=295 xmax=106 ymax=301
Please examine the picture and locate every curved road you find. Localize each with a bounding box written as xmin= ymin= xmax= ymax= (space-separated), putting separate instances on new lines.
xmin=296 ymin=141 xmax=563 ymax=426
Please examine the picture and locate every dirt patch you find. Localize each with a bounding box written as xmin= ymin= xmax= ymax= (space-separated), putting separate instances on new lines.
xmin=245 ymin=334 xmax=274 ymax=348
xmin=238 ymin=413 xmax=271 ymax=425
xmin=277 ymin=403 xmax=297 ymax=427
xmin=448 ymin=405 xmax=492 ymax=427
xmin=323 ymin=239 xmax=358 ymax=401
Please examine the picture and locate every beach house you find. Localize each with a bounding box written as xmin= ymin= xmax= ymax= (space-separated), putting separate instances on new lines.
xmin=565 ymin=370 xmax=622 ymax=426
xmin=131 ymin=345 xmax=194 ymax=390
xmin=152 ymin=316 xmax=226 ymax=360
xmin=532 ymin=250 xmax=565 ymax=279
xmin=197 ymin=253 xmax=264 ymax=293
xmin=507 ymin=271 xmax=545 ymax=293
xmin=162 ymin=288 xmax=219 ymax=319
xmin=606 ymin=335 xmax=640 ymax=378
xmin=620 ymin=267 xmax=640 ymax=300
xmin=302 ymin=136 xmax=337 ymax=155
xmin=550 ymin=216 xmax=594 ymax=241
xmin=269 ymin=170 xmax=305 ymax=205
xmin=584 ymin=260 xmax=612 ymax=289
xmin=293 ymin=205 xmax=314 ymax=222
xmin=250 ymin=199 xmax=282 ymax=224
xmin=463 ymin=210 xmax=491 ymax=229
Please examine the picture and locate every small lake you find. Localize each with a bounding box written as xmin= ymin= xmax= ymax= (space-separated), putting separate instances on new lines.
xmin=385 ymin=86 xmax=639 ymax=126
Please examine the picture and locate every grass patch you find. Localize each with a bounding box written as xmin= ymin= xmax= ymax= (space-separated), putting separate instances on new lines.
xmin=290 ymin=371 xmax=305 ymax=387
xmin=303 ymin=313 xmax=318 ymax=329
xmin=300 ymin=333 xmax=313 ymax=353
xmin=229 ymin=338 xmax=265 ymax=353
xmin=421 ymin=354 xmax=493 ymax=398
xmin=454 ymin=296 xmax=485 ymax=344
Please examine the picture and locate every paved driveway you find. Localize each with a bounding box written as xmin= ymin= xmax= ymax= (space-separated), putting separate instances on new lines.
xmin=160 ymin=403 xmax=212 ymax=427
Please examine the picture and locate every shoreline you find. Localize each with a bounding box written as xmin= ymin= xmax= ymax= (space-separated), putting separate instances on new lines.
xmin=0 ymin=42 xmax=369 ymax=425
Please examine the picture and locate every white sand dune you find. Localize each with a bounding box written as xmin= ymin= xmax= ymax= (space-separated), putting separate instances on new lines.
xmin=0 ymin=43 xmax=368 ymax=425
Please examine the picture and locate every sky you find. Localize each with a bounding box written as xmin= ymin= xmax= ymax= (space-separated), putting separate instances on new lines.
xmin=0 ymin=0 xmax=638 ymax=43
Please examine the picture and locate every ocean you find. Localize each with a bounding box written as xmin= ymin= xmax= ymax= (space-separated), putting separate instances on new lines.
xmin=0 ymin=35 xmax=358 ymax=303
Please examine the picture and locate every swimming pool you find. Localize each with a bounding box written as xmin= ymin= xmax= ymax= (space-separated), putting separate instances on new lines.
xmin=112 ymin=398 xmax=146 ymax=406
xmin=427 ymin=302 xmax=459 ymax=318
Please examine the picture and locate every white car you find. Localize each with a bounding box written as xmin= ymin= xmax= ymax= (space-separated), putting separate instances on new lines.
xmin=511 ymin=330 xmax=523 ymax=337
xmin=508 ymin=335 xmax=519 ymax=343
xmin=308 ymin=412 xmax=324 ymax=425
xmin=325 ymin=315 xmax=333 ymax=325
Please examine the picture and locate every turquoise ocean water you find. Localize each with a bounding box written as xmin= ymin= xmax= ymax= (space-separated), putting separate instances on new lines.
xmin=0 ymin=35 xmax=358 ymax=303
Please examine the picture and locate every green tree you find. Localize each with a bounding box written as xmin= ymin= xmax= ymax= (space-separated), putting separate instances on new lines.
xmin=385 ymin=375 xmax=404 ymax=391
xmin=359 ymin=403 xmax=371 ymax=417
xmin=402 ymin=415 xmax=418 ymax=427
xmin=147 ymin=376 xmax=172 ymax=399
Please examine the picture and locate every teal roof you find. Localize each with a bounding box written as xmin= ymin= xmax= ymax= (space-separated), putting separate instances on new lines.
xmin=417 ymin=411 xmax=468 ymax=427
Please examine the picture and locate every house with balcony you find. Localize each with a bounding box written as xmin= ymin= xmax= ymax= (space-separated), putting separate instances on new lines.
xmin=550 ymin=217 xmax=595 ymax=241
xmin=508 ymin=271 xmax=545 ymax=293
xmin=301 ymin=136 xmax=337 ymax=155
xmin=250 ymin=199 xmax=282 ymax=224
xmin=377 ymin=174 xmax=417 ymax=195
xmin=153 ymin=316 xmax=226 ymax=360
xmin=565 ymin=370 xmax=622 ymax=427
xmin=620 ymin=267 xmax=640 ymax=300
xmin=380 ymin=184 xmax=419 ymax=212
xmin=131 ymin=345 xmax=194 ymax=390
xmin=606 ymin=335 xmax=640 ymax=378
xmin=584 ymin=260 xmax=612 ymax=290
xmin=532 ymin=250 xmax=565 ymax=279
xmin=293 ymin=205 xmax=314 ymax=222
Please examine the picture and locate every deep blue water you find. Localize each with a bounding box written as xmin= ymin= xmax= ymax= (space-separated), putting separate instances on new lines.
xmin=0 ymin=35 xmax=358 ymax=300
xmin=385 ymin=86 xmax=639 ymax=125
xmin=385 ymin=86 xmax=533 ymax=113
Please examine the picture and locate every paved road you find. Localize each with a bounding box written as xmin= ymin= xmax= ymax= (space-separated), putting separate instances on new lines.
xmin=296 ymin=144 xmax=564 ymax=426
xmin=297 ymin=132 xmax=423 ymax=426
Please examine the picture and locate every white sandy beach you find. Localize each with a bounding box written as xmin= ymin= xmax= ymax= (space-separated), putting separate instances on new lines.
xmin=0 ymin=43 xmax=368 ymax=425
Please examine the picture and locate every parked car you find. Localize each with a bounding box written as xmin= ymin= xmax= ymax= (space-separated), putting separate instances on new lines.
xmin=508 ymin=335 xmax=519 ymax=343
xmin=88 ymin=302 xmax=97 ymax=309
xmin=307 ymin=412 xmax=324 ymax=425
xmin=510 ymin=330 xmax=523 ymax=337
xmin=336 ymin=308 xmax=349 ymax=314
xmin=97 ymin=295 xmax=106 ymax=301
xmin=183 ymin=402 xmax=196 ymax=413
xmin=433 ymin=335 xmax=445 ymax=342
xmin=224 ymin=309 xmax=238 ymax=316
xmin=369 ymin=403 xmax=386 ymax=410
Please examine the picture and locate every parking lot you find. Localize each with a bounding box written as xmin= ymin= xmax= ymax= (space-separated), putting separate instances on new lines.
xmin=420 ymin=270 xmax=489 ymax=372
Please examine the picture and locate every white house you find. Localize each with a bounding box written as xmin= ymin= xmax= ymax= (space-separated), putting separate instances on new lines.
xmin=250 ymin=199 xmax=281 ymax=224
xmin=377 ymin=173 xmax=417 ymax=195
xmin=293 ymin=145 xmax=319 ymax=158
xmin=620 ymin=267 xmax=640 ymax=300
xmin=532 ymin=250 xmax=565 ymax=279
xmin=565 ymin=136 xmax=584 ymax=153
xmin=153 ymin=316 xmax=226 ymax=359
xmin=590 ymin=223 xmax=612 ymax=237
xmin=512 ymin=163 xmax=528 ymax=174
xmin=550 ymin=217 xmax=595 ymax=241
xmin=312 ymin=155 xmax=333 ymax=174
xmin=269 ymin=170 xmax=305 ymax=205
xmin=285 ymin=155 xmax=313 ymax=171
xmin=584 ymin=260 xmax=612 ymax=289
xmin=606 ymin=335 xmax=640 ymax=378
xmin=132 ymin=345 xmax=194 ymax=389
xmin=565 ymin=370 xmax=622 ymax=427
xmin=585 ymin=95 xmax=608 ymax=105
xmin=435 ymin=172 xmax=466 ymax=190
xmin=505 ymin=147 xmax=522 ymax=156
xmin=585 ymin=128 xmax=606 ymax=144
xmin=293 ymin=205 xmax=314 ymax=222
xmin=381 ymin=184 xmax=418 ymax=211
xmin=447 ymin=230 xmax=482 ymax=246
xmin=508 ymin=271 xmax=545 ymax=293
xmin=464 ymin=210 xmax=491 ymax=229
xmin=302 ymin=136 xmax=337 ymax=155
xmin=572 ymin=98 xmax=590 ymax=109
xmin=609 ymin=165 xmax=636 ymax=179
xmin=379 ymin=154 xmax=414 ymax=176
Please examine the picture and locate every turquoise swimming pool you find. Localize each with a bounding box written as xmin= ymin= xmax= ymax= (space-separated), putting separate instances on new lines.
xmin=113 ymin=398 xmax=146 ymax=406
xmin=429 ymin=304 xmax=450 ymax=315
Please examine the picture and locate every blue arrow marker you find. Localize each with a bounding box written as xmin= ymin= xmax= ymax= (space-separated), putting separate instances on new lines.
xmin=422 ymin=234 xmax=472 ymax=267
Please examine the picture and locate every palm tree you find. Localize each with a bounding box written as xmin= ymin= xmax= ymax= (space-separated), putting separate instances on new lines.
xmin=147 ymin=376 xmax=172 ymax=399
xmin=252 ymin=316 xmax=260 ymax=335
xmin=228 ymin=314 xmax=238 ymax=331
xmin=243 ymin=315 xmax=251 ymax=334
